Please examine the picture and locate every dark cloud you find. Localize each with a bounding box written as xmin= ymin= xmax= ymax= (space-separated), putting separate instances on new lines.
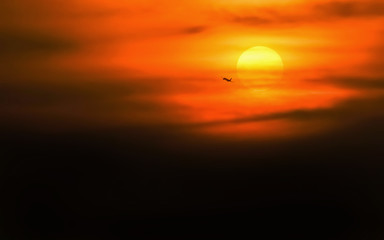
xmin=303 ymin=75 xmax=384 ymax=90
xmin=183 ymin=94 xmax=382 ymax=131
xmin=231 ymin=12 xmax=296 ymax=26
xmin=201 ymin=108 xmax=338 ymax=126
xmin=0 ymin=77 xmax=160 ymax=106
xmin=327 ymin=77 xmax=384 ymax=89
xmin=314 ymin=1 xmax=384 ymax=18
xmin=179 ymin=25 xmax=207 ymax=35
xmin=0 ymin=71 xmax=177 ymax=132
xmin=231 ymin=0 xmax=384 ymax=26
xmin=0 ymin=29 xmax=76 ymax=56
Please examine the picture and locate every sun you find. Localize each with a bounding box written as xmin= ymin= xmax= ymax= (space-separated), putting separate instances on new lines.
xmin=237 ymin=46 xmax=284 ymax=88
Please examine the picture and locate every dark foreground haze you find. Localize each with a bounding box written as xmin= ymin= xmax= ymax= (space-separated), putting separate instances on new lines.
xmin=2 ymin=103 xmax=384 ymax=239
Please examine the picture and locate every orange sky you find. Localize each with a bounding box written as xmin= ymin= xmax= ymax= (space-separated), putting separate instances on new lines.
xmin=1 ymin=0 xmax=384 ymax=139
xmin=3 ymin=2 xmax=384 ymax=238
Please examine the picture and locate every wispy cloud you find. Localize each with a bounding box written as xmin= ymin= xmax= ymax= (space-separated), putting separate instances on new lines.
xmin=322 ymin=77 xmax=384 ymax=90
xmin=229 ymin=0 xmax=384 ymax=27
xmin=186 ymin=93 xmax=384 ymax=129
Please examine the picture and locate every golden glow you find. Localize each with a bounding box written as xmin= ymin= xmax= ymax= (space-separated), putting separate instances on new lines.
xmin=5 ymin=0 xmax=382 ymax=139
xmin=237 ymin=46 xmax=284 ymax=88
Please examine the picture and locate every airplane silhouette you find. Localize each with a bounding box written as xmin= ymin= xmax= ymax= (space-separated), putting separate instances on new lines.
xmin=223 ymin=77 xmax=232 ymax=82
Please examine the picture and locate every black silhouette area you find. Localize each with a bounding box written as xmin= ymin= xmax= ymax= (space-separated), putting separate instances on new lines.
xmin=1 ymin=114 xmax=384 ymax=240
xmin=223 ymin=77 xmax=232 ymax=82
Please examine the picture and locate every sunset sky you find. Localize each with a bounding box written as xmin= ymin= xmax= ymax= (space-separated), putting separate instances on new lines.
xmin=1 ymin=0 xmax=384 ymax=239
xmin=2 ymin=0 xmax=384 ymax=138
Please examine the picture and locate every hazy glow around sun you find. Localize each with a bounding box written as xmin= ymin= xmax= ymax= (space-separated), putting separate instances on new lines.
xmin=237 ymin=46 xmax=284 ymax=88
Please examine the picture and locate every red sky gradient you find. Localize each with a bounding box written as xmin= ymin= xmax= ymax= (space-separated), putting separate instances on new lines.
xmin=1 ymin=0 xmax=384 ymax=139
